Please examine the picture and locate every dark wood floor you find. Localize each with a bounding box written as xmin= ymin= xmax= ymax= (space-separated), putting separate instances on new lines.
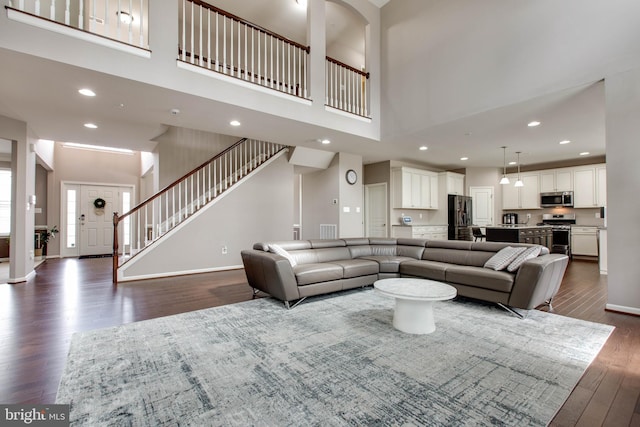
xmin=1 ymin=258 xmax=638 ymax=426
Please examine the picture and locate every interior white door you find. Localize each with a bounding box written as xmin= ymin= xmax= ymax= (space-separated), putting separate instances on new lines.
xmin=365 ymin=183 xmax=388 ymax=237
xmin=470 ymin=186 xmax=494 ymax=227
xmin=79 ymin=185 xmax=119 ymax=256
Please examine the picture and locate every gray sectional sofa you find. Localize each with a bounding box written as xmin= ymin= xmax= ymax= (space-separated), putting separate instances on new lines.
xmin=241 ymin=238 xmax=569 ymax=315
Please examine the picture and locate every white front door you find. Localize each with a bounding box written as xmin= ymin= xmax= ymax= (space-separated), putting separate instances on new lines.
xmin=61 ymin=183 xmax=133 ymax=257
xmin=79 ymin=185 xmax=118 ymax=256
xmin=365 ymin=183 xmax=388 ymax=237
xmin=470 ymin=186 xmax=494 ymax=227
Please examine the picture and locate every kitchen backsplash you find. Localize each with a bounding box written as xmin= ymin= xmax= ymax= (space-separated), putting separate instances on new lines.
xmin=504 ymin=207 xmax=605 ymax=227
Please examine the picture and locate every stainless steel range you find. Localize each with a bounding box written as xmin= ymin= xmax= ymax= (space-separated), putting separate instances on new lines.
xmin=540 ymin=213 xmax=576 ymax=256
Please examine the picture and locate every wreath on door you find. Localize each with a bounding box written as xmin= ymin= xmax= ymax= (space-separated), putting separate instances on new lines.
xmin=93 ymin=198 xmax=106 ymax=209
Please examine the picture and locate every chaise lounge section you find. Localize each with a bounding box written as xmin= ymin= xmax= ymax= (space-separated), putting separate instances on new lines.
xmin=241 ymin=238 xmax=569 ymax=315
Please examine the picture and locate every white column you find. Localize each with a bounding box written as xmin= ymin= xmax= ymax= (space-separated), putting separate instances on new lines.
xmin=0 ymin=116 xmax=36 ymax=283
xmin=307 ymin=0 xmax=325 ymax=108
xmin=604 ymin=69 xmax=640 ymax=315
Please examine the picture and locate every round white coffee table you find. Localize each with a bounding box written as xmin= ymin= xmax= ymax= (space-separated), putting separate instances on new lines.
xmin=374 ymin=278 xmax=457 ymax=334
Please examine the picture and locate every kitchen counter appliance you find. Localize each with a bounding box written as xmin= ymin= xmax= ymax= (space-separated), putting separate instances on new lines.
xmin=502 ymin=213 xmax=518 ymax=225
xmin=539 ymin=213 xmax=576 ymax=256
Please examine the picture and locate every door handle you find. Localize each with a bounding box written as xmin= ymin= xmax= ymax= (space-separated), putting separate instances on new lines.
xmin=79 ymin=214 xmax=85 ymax=220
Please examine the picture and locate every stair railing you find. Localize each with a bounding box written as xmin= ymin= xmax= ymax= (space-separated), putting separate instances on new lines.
xmin=112 ymin=138 xmax=288 ymax=283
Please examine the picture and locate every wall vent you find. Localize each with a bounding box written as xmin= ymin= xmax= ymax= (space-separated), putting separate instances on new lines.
xmin=320 ymin=224 xmax=337 ymax=239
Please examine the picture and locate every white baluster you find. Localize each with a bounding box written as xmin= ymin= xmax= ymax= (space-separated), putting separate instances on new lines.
xmin=269 ymin=35 xmax=273 ymax=88
xmin=256 ymin=31 xmax=260 ymax=82
xmin=199 ymin=5 xmax=202 ymax=66
xmin=34 ymin=0 xmax=40 ymax=16
xmin=181 ymin=0 xmax=186 ymax=61
xmin=223 ymin=16 xmax=227 ymax=72
xmin=207 ymin=9 xmax=211 ymax=68
xmin=230 ymin=19 xmax=233 ymax=75
xmin=237 ymin=21 xmax=242 ymax=78
xmin=251 ymin=28 xmax=255 ymax=82
xmin=215 ymin=12 xmax=219 ymax=71
xmin=303 ymin=50 xmax=307 ymax=98
xmin=50 ymin=0 xmax=55 ymax=20
xmin=244 ymin=25 xmax=247 ymax=80
xmin=128 ymin=0 xmax=132 ymax=44
xmin=275 ymin=39 xmax=279 ymax=90
xmin=190 ymin=0 xmax=194 ymax=64
xmin=116 ymin=0 xmax=121 ymax=40
xmin=139 ymin=0 xmax=144 ymax=47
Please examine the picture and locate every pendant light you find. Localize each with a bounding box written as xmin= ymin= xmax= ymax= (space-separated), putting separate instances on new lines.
xmin=514 ymin=151 xmax=524 ymax=187
xmin=499 ymin=146 xmax=510 ymax=185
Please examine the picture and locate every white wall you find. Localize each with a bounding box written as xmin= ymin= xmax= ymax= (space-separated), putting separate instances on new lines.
xmin=338 ymin=152 xmax=364 ymax=237
xmin=302 ymin=157 xmax=340 ymax=239
xmin=119 ymin=154 xmax=294 ymax=280
xmin=381 ymin=0 xmax=640 ymax=138
xmin=153 ymin=127 xmax=239 ymax=188
xmin=46 ymin=142 xmax=141 ymax=256
xmin=604 ymin=68 xmax=640 ymax=314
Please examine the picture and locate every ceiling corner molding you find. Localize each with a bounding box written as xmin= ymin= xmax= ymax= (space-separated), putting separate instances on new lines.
xmin=368 ymin=0 xmax=391 ymax=8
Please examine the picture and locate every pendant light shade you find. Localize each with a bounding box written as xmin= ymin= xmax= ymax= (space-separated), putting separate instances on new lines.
xmin=500 ymin=146 xmax=510 ymax=185
xmin=514 ymin=151 xmax=524 ymax=187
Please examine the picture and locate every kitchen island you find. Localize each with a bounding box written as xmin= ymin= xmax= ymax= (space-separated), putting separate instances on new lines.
xmin=485 ymin=225 xmax=553 ymax=250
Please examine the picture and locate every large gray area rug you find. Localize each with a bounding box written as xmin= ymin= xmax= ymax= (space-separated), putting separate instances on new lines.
xmin=56 ymin=289 xmax=613 ymax=426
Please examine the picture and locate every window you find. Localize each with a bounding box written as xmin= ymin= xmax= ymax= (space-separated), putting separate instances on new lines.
xmin=0 ymin=170 xmax=10 ymax=234
xmin=66 ymin=189 xmax=77 ymax=248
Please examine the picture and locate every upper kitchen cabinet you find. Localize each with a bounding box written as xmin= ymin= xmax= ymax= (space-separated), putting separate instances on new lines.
xmin=441 ymin=172 xmax=465 ymax=195
xmin=392 ymin=167 xmax=439 ymax=209
xmin=540 ymin=168 xmax=573 ymax=192
xmin=502 ymin=173 xmax=541 ymax=209
xmin=573 ymin=164 xmax=606 ymax=208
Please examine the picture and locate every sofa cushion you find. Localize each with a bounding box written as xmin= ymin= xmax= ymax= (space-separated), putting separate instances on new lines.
xmin=268 ymin=244 xmax=297 ymax=267
xmin=399 ymin=260 xmax=450 ymax=281
xmin=293 ymin=263 xmax=343 ymax=285
xmin=315 ymin=247 xmax=352 ymax=263
xmin=507 ymin=245 xmax=543 ymax=272
xmin=446 ymin=265 xmax=515 ymax=293
xmin=484 ymin=247 xmax=526 ymax=270
xmin=359 ymin=256 xmax=415 ymax=273
xmin=331 ymin=259 xmax=380 ymax=278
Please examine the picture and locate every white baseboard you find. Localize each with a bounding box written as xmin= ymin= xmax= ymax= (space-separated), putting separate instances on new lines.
xmin=605 ymin=304 xmax=640 ymax=316
xmin=118 ymin=264 xmax=244 ymax=283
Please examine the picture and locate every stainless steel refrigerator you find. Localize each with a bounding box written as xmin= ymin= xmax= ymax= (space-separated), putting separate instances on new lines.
xmin=448 ymin=195 xmax=473 ymax=240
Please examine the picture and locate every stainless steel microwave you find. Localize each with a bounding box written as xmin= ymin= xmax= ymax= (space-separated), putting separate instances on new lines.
xmin=540 ymin=191 xmax=574 ymax=208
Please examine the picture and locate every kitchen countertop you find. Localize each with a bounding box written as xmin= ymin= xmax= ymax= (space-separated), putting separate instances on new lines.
xmin=485 ymin=224 xmax=553 ymax=229
xmin=392 ymin=224 xmax=448 ymax=227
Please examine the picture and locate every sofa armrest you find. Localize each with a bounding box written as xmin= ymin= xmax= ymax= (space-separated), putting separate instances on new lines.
xmin=508 ymin=254 xmax=570 ymax=310
xmin=241 ymin=250 xmax=300 ymax=302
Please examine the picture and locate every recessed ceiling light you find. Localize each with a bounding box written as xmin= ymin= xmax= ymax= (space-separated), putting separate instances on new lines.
xmin=559 ymin=140 xmax=571 ymax=145
xmin=419 ymin=146 xmax=428 ymax=151
xmin=84 ymin=123 xmax=98 ymax=129
xmin=460 ymin=157 xmax=468 ymax=161
xmin=321 ymin=139 xmax=331 ymax=145
xmin=579 ymin=152 xmax=590 ymax=156
xmin=528 ymin=121 xmax=541 ymax=127
xmin=78 ymin=88 xmax=96 ymax=97
xmin=230 ymin=120 xmax=241 ymax=126
xmin=508 ymin=161 xmax=517 ymax=165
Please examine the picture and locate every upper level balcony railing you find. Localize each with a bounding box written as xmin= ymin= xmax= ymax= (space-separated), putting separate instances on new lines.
xmin=8 ymin=0 xmax=149 ymax=49
xmin=178 ymin=0 xmax=310 ymax=99
xmin=326 ymin=56 xmax=369 ymax=118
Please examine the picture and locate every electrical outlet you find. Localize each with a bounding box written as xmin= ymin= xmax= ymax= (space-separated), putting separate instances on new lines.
xmin=526 ymin=213 xmax=531 ymax=219
xmin=221 ymin=246 xmax=228 ymax=254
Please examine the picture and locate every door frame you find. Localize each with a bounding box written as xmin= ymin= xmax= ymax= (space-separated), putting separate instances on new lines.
xmin=364 ymin=182 xmax=388 ymax=238
xmin=60 ymin=181 xmax=135 ymax=258
xmin=469 ymin=186 xmax=494 ymax=228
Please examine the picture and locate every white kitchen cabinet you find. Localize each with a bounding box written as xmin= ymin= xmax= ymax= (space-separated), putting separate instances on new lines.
xmin=540 ymin=168 xmax=573 ymax=192
xmin=573 ymin=164 xmax=606 ymax=208
xmin=571 ymin=226 xmax=598 ymax=256
xmin=392 ymin=225 xmax=448 ymax=240
xmin=501 ymin=173 xmax=540 ymax=209
xmin=393 ymin=167 xmax=439 ymax=209
xmin=442 ymin=172 xmax=465 ymax=195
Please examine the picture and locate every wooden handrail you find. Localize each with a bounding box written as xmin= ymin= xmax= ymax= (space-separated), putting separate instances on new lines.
xmin=117 ymin=137 xmax=247 ymax=222
xmin=326 ymin=56 xmax=369 ymax=78
xmin=187 ymin=0 xmax=310 ymax=53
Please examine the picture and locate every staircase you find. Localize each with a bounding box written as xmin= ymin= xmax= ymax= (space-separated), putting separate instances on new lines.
xmin=112 ymin=138 xmax=288 ymax=283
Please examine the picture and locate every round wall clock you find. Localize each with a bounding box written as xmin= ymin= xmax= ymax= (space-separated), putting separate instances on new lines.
xmin=345 ymin=169 xmax=358 ymax=185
